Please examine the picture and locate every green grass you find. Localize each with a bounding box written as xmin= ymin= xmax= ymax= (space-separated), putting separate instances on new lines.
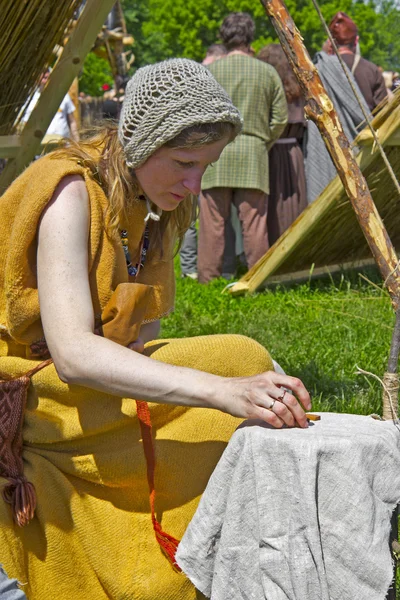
xmin=162 ymin=261 xmax=395 ymax=416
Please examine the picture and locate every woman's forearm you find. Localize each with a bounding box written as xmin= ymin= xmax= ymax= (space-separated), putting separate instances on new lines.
xmin=57 ymin=331 xmax=227 ymax=411
xmin=56 ymin=333 xmax=311 ymax=428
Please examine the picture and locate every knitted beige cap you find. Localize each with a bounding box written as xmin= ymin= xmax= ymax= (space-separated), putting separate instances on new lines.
xmin=118 ymin=58 xmax=243 ymax=168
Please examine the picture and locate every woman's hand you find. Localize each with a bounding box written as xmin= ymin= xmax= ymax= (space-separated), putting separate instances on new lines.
xmin=222 ymin=371 xmax=311 ymax=429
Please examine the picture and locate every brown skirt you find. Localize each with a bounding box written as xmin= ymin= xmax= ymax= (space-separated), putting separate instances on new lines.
xmin=267 ymin=128 xmax=307 ymax=245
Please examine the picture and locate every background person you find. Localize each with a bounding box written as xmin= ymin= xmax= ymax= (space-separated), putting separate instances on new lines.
xmin=179 ymin=43 xmax=227 ymax=280
xmin=23 ymin=69 xmax=79 ymax=141
xmin=179 ymin=42 xmax=229 ymax=280
xmin=198 ymin=12 xmax=288 ymax=283
xmin=305 ymin=48 xmax=370 ymax=202
xmin=203 ymin=42 xmax=247 ymax=279
xmin=258 ymin=44 xmax=307 ymax=245
xmin=0 ymin=58 xmax=310 ymax=599
xmin=202 ymin=42 xmax=227 ymax=65
xmin=328 ymin=12 xmax=387 ymax=112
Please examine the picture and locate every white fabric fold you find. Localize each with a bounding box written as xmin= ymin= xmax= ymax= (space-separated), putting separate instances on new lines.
xmin=176 ymin=413 xmax=400 ymax=600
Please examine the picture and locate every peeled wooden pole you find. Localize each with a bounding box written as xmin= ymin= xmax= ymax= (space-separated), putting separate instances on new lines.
xmin=261 ymin=0 xmax=400 ymax=419
xmin=383 ymin=309 xmax=400 ymax=420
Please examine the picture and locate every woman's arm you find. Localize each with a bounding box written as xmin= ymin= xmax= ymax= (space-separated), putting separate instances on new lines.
xmin=37 ymin=176 xmax=311 ymax=427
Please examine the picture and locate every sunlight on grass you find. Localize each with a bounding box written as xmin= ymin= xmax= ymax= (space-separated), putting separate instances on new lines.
xmin=162 ymin=261 xmax=395 ymax=417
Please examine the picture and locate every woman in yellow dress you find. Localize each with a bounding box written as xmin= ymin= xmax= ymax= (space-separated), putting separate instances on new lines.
xmin=0 ymin=58 xmax=311 ymax=599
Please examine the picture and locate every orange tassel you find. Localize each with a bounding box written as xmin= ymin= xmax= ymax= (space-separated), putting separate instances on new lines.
xmin=154 ymin=519 xmax=182 ymax=571
xmin=136 ymin=399 xmax=182 ymax=570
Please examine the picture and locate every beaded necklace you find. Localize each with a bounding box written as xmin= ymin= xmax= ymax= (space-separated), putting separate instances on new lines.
xmin=119 ymin=196 xmax=160 ymax=278
xmin=120 ymin=225 xmax=149 ymax=278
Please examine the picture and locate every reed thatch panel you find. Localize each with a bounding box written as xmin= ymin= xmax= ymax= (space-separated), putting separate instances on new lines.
xmin=0 ymin=0 xmax=82 ymax=136
xmin=275 ymin=145 xmax=400 ymax=275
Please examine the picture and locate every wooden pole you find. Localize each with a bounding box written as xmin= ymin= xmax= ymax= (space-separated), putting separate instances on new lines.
xmin=383 ymin=310 xmax=400 ymax=420
xmin=260 ymin=0 xmax=400 ymax=312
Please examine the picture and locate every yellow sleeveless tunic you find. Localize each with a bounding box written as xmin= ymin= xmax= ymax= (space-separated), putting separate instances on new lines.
xmin=0 ymin=153 xmax=273 ymax=599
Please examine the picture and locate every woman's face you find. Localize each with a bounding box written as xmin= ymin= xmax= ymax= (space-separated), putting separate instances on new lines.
xmin=134 ymin=137 xmax=229 ymax=211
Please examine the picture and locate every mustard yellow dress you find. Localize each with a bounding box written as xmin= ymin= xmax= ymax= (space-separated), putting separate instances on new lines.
xmin=0 ymin=153 xmax=273 ymax=599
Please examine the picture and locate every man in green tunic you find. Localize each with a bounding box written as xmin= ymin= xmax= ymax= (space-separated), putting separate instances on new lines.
xmin=198 ymin=12 xmax=288 ymax=283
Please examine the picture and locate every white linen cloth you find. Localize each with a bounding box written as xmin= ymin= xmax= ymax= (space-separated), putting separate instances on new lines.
xmin=176 ymin=413 xmax=400 ymax=600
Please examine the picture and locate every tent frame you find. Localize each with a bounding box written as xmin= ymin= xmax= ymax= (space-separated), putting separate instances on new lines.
xmin=0 ymin=0 xmax=117 ymax=191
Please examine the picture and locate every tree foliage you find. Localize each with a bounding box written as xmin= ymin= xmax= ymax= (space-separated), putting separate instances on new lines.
xmin=79 ymin=53 xmax=114 ymax=97
xmin=122 ymin=0 xmax=400 ymax=70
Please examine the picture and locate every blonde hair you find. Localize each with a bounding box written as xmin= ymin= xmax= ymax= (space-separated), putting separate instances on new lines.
xmin=50 ymin=122 xmax=235 ymax=255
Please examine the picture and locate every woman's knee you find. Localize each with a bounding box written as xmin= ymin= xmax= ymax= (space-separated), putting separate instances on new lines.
xmin=143 ymin=334 xmax=273 ymax=377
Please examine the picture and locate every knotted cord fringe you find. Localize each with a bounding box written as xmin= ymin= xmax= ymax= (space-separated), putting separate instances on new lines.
xmin=2 ymin=475 xmax=36 ymax=527
xmin=0 ymin=357 xmax=52 ymax=526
